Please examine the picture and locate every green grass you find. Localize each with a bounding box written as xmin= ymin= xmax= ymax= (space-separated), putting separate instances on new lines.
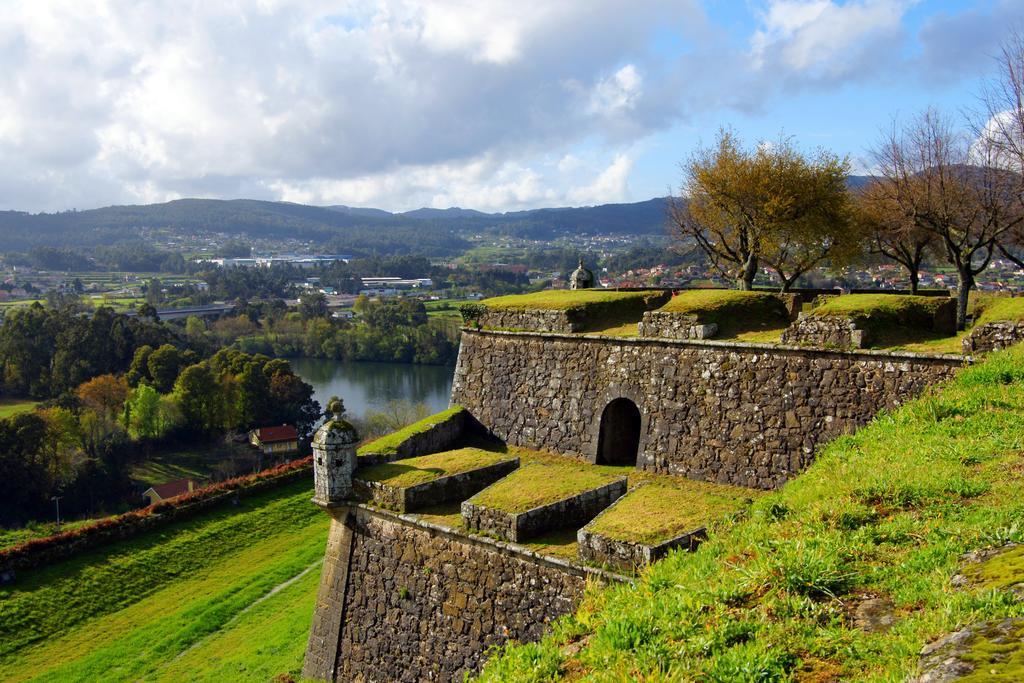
xmin=0 ymin=400 xmax=38 ymax=419
xmin=357 ymin=405 xmax=465 ymax=457
xmin=810 ymin=293 xmax=962 ymax=350
xmin=0 ymin=478 xmax=327 ymax=682
xmin=356 ymin=447 xmax=512 ymax=488
xmin=481 ymin=290 xmax=660 ymax=311
xmin=975 ymin=296 xmax=1024 ymax=326
xmin=587 ymin=480 xmax=754 ymax=546
xmin=480 ymin=345 xmax=1024 ymax=682
xmin=479 ymin=289 xmax=670 ymax=333
xmin=129 ymin=441 xmax=259 ymax=486
xmin=0 ymin=519 xmax=101 ymax=552
xmin=468 ymin=462 xmax=624 ymax=513
xmin=657 ymin=289 xmax=791 ymax=337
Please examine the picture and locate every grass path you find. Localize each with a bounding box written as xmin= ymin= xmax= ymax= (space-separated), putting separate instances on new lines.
xmin=0 ymin=479 xmax=328 ymax=682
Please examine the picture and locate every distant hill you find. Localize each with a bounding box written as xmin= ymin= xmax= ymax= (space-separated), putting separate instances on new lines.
xmin=0 ymin=197 xmax=674 ymax=255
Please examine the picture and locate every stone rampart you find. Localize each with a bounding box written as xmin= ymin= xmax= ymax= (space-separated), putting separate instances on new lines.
xmin=781 ymin=314 xmax=865 ymax=348
xmin=451 ymin=330 xmax=965 ymax=489
xmin=304 ymin=505 xmax=623 ymax=682
xmin=637 ymin=311 xmax=717 ymax=340
xmin=963 ymin=321 xmax=1024 ymax=354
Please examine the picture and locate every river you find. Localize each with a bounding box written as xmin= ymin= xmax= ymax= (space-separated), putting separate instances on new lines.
xmin=287 ymin=358 xmax=455 ymax=420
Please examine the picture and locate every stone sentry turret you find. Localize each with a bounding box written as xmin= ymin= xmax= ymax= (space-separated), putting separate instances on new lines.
xmin=311 ymin=398 xmax=359 ymax=506
xmin=569 ymin=258 xmax=595 ymax=290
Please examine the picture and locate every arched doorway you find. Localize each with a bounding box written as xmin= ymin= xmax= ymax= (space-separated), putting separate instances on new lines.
xmin=596 ymin=398 xmax=641 ymax=466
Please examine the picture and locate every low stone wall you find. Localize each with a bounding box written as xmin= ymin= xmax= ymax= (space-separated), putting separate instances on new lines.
xmin=963 ymin=321 xmax=1024 ymax=354
xmin=305 ymin=505 xmax=625 ymax=682
xmin=354 ymin=457 xmax=520 ymax=513
xmin=462 ymin=477 xmax=627 ymax=543
xmin=476 ymin=308 xmax=577 ymax=333
xmin=637 ymin=311 xmax=717 ymax=340
xmin=781 ymin=314 xmax=865 ymax=349
xmin=578 ymin=526 xmax=704 ymax=573
xmin=358 ymin=408 xmax=474 ymax=465
xmin=451 ymin=330 xmax=963 ymax=489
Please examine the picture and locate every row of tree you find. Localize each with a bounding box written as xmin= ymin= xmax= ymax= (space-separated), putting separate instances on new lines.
xmin=672 ymin=32 xmax=1024 ymax=329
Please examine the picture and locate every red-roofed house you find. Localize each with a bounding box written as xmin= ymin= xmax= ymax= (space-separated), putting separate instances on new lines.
xmin=249 ymin=424 xmax=300 ymax=455
xmin=142 ymin=477 xmax=196 ymax=506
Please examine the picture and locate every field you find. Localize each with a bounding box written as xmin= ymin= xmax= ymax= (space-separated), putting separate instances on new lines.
xmin=0 ymin=400 xmax=38 ymax=419
xmin=0 ymin=478 xmax=328 ymax=682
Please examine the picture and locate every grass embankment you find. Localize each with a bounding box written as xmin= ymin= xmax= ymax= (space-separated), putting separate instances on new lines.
xmin=357 ymin=405 xmax=465 ymax=457
xmin=0 ymin=478 xmax=327 ymax=682
xmin=468 ymin=463 xmax=624 ymax=514
xmin=0 ymin=400 xmax=38 ymax=419
xmin=357 ymin=447 xmax=510 ymax=488
xmin=480 ymin=289 xmax=667 ymax=333
xmin=811 ymin=293 xmax=961 ymax=351
xmin=975 ymin=296 xmax=1024 ymax=326
xmin=479 ymin=345 xmax=1024 ymax=682
xmin=656 ymin=289 xmax=791 ymax=339
xmin=588 ymin=480 xmax=753 ymax=546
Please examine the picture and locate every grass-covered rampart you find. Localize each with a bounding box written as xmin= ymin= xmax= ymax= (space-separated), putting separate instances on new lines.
xmin=356 ymin=447 xmax=508 ymax=488
xmin=479 ymin=345 xmax=1024 ymax=681
xmin=357 ymin=405 xmax=465 ymax=457
xmin=657 ymin=289 xmax=791 ymax=338
xmin=975 ymin=297 xmax=1024 ymax=326
xmin=811 ymin=293 xmax=952 ymax=331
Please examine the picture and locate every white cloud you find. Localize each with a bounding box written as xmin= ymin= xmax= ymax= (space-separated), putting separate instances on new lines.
xmin=750 ymin=0 xmax=912 ymax=81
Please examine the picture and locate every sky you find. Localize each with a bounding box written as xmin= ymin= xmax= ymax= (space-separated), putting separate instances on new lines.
xmin=1 ymin=0 xmax=1022 ymax=214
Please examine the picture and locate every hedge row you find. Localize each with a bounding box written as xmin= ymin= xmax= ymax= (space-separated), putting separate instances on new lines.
xmin=0 ymin=456 xmax=313 ymax=575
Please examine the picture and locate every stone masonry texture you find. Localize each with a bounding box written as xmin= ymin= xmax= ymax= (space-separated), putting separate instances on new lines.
xmin=327 ymin=507 xmax=593 ymax=682
xmin=451 ymin=330 xmax=963 ymax=489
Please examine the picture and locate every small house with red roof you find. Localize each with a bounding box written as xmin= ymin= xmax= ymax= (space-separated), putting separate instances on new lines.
xmin=249 ymin=424 xmax=300 ymax=455
xmin=142 ymin=477 xmax=195 ymax=506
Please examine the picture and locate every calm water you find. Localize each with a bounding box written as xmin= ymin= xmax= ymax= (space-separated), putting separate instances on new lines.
xmin=288 ymin=358 xmax=455 ymax=420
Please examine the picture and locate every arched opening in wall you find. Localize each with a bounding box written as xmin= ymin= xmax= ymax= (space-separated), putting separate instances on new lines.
xmin=596 ymin=398 xmax=641 ymax=466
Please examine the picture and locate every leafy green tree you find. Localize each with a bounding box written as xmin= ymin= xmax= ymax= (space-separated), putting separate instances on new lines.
xmin=125 ymin=383 xmax=163 ymax=441
xmin=126 ymin=345 xmax=154 ymax=387
xmin=147 ymin=344 xmax=183 ymax=393
xmin=174 ymin=364 xmax=223 ymax=435
xmin=299 ymin=291 xmax=329 ymax=319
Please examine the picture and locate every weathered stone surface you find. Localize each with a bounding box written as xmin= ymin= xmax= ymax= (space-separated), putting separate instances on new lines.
xmin=477 ymin=308 xmax=579 ymax=333
xmin=781 ymin=313 xmax=866 ymax=349
xmin=313 ymin=506 xmax=620 ymax=682
xmin=353 ymin=457 xmax=520 ymax=513
xmin=915 ymin=618 xmax=1024 ymax=682
xmin=462 ymin=476 xmax=627 ymax=542
xmin=963 ymin=321 xmax=1024 ymax=354
xmin=637 ymin=311 xmax=718 ymax=340
xmin=451 ymin=330 xmax=962 ymax=489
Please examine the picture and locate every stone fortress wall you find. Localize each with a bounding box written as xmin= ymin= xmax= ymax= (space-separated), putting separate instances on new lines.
xmin=304 ymin=505 xmax=618 ymax=683
xmin=451 ymin=329 xmax=964 ymax=489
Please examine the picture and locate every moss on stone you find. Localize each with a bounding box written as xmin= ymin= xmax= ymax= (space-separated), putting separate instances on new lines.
xmin=587 ymin=480 xmax=752 ymax=546
xmin=962 ymin=545 xmax=1024 ymax=592
xmin=467 ymin=463 xmax=623 ymax=513
xmin=357 ymin=405 xmax=464 ymax=456
xmin=957 ymin=620 xmax=1024 ymax=681
xmin=356 ymin=448 xmax=511 ymax=489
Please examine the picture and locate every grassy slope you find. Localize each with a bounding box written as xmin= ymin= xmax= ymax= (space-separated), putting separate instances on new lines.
xmin=357 ymin=447 xmax=511 ymax=488
xmin=588 ymin=481 xmax=751 ymax=546
xmin=0 ymin=478 xmax=327 ymax=682
xmin=481 ymin=290 xmax=659 ymax=311
xmin=0 ymin=400 xmax=38 ymax=419
xmin=357 ymin=405 xmax=464 ymax=456
xmin=468 ymin=463 xmax=624 ymax=513
xmin=658 ymin=290 xmax=790 ymax=337
xmin=480 ymin=346 xmax=1024 ymax=682
xmin=975 ymin=297 xmax=1024 ymax=325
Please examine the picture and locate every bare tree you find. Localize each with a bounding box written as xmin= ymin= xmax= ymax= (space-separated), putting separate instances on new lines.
xmin=975 ymin=28 xmax=1024 ymax=266
xmin=872 ymin=110 xmax=1019 ymax=329
xmin=854 ymin=180 xmax=937 ymax=294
